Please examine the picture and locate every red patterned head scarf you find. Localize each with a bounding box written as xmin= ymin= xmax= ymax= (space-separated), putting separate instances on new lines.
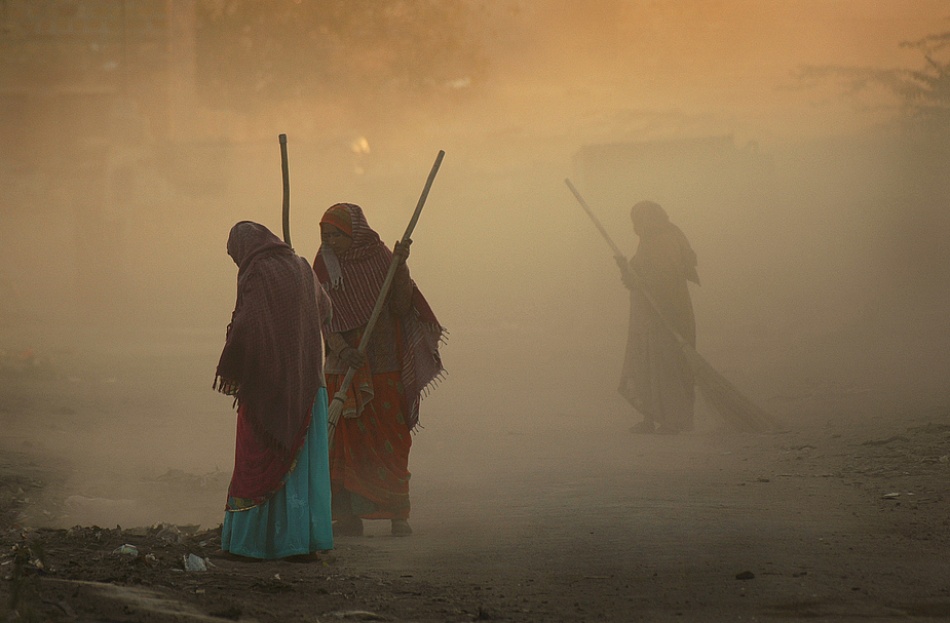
xmin=314 ymin=203 xmax=387 ymax=303
xmin=320 ymin=203 xmax=353 ymax=237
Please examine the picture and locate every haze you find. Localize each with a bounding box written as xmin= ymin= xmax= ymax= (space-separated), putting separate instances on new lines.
xmin=0 ymin=0 xmax=948 ymax=529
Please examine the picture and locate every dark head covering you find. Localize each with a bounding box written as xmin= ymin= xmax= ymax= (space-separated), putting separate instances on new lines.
xmin=631 ymin=200 xmax=672 ymax=235
xmin=215 ymin=221 xmax=325 ymax=454
xmin=631 ymin=201 xmax=700 ymax=285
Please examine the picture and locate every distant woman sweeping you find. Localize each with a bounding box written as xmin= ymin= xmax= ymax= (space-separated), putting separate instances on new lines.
xmin=313 ymin=203 xmax=445 ymax=537
xmin=618 ymin=201 xmax=700 ymax=435
xmin=214 ymin=221 xmax=334 ymax=559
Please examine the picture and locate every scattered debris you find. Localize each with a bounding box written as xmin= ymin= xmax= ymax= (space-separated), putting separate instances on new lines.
xmin=112 ymin=544 xmax=139 ymax=557
xmin=155 ymin=523 xmax=184 ymax=543
xmin=182 ymin=553 xmax=211 ymax=572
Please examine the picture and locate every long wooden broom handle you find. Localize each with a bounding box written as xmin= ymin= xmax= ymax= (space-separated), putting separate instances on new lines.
xmin=327 ymin=150 xmax=445 ymax=435
xmin=565 ymin=178 xmax=690 ymax=349
xmin=279 ymin=134 xmax=292 ymax=248
xmin=565 ymin=178 xmax=625 ymax=258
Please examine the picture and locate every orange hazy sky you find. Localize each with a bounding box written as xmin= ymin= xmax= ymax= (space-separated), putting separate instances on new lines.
xmin=471 ymin=0 xmax=950 ymax=143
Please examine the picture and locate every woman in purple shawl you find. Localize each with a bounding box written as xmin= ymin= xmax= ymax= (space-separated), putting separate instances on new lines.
xmin=214 ymin=221 xmax=334 ymax=559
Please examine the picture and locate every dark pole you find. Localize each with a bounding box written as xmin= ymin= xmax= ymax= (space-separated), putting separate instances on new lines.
xmin=279 ymin=134 xmax=292 ymax=247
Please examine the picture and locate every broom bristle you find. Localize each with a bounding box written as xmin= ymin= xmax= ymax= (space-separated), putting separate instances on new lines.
xmin=685 ymin=348 xmax=780 ymax=433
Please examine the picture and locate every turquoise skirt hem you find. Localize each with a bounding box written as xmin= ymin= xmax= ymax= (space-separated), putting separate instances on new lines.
xmin=222 ymin=388 xmax=334 ymax=559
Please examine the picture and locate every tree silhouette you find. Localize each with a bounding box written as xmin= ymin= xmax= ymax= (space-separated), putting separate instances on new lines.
xmin=794 ymin=30 xmax=950 ymax=134
xmin=896 ymin=31 xmax=950 ymax=129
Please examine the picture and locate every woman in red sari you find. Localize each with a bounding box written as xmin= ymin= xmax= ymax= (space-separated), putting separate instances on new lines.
xmin=313 ymin=203 xmax=445 ymax=537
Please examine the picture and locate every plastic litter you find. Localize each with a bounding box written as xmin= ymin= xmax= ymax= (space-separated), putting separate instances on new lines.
xmin=183 ymin=553 xmax=211 ymax=572
xmin=112 ymin=544 xmax=139 ymax=557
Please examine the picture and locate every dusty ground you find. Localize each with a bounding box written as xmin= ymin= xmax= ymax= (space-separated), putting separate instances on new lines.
xmin=1 ymin=331 xmax=949 ymax=623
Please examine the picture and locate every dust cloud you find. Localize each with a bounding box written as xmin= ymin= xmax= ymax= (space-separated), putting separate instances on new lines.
xmin=1 ymin=1 xmax=948 ymax=530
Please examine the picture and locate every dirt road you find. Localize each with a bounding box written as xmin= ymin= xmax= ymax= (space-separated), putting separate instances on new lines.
xmin=1 ymin=334 xmax=949 ymax=622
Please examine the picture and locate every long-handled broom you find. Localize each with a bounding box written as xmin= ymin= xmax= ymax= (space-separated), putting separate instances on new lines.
xmin=326 ymin=151 xmax=446 ymax=440
xmin=565 ymin=179 xmax=782 ymax=433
